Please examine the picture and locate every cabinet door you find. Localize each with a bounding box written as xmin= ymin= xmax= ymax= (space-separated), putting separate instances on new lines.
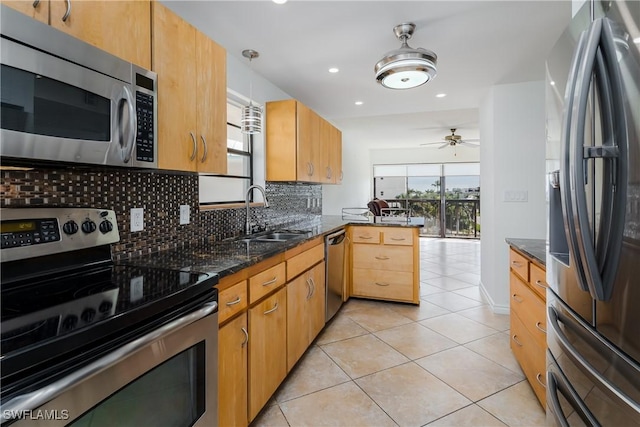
xmin=152 ymin=3 xmax=198 ymax=172
xmin=49 ymin=0 xmax=151 ymax=69
xmin=265 ymin=100 xmax=297 ymax=181
xmin=248 ymin=288 xmax=287 ymax=421
xmin=218 ymin=313 xmax=248 ymax=427
xmin=2 ymin=0 xmax=49 ymax=23
xmin=286 ymin=274 xmax=310 ymax=371
xmin=296 ymin=102 xmax=319 ymax=182
xmin=330 ymin=126 xmax=342 ymax=184
xmin=318 ymin=117 xmax=332 ymax=183
xmin=308 ymin=261 xmax=326 ymax=341
xmin=195 ymin=30 xmax=227 ymax=174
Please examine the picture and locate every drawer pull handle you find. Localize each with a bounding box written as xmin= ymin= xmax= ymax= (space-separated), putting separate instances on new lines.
xmin=511 ymin=261 xmax=523 ymax=267
xmin=309 ymin=277 xmax=316 ymax=297
xmin=534 ymin=280 xmax=547 ymax=289
xmin=32 ymin=0 xmax=40 ymax=8
xmin=512 ymin=335 xmax=523 ymax=347
xmin=375 ymin=256 xmax=390 ymax=261
xmin=61 ymin=0 xmax=71 ymax=21
xmin=536 ymin=373 xmax=547 ymax=389
xmin=359 ymin=236 xmax=373 ymax=240
xmin=262 ymin=277 xmax=278 ymax=286
xmin=263 ymin=302 xmax=279 ymax=315
xmin=241 ymin=327 xmax=249 ymax=347
xmin=225 ymin=296 xmax=242 ymax=306
xmin=375 ymin=282 xmax=390 ymax=287
xmin=535 ymin=321 xmax=547 ymax=334
xmin=390 ymin=237 xmax=406 ymax=241
xmin=511 ymin=293 xmax=524 ymax=303
xmin=306 ymin=278 xmax=313 ymax=299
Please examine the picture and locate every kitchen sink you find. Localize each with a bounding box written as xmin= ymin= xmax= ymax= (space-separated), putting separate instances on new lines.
xmin=240 ymin=230 xmax=311 ymax=243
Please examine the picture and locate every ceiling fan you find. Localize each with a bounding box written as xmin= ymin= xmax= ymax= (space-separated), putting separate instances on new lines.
xmin=420 ymin=129 xmax=480 ymax=150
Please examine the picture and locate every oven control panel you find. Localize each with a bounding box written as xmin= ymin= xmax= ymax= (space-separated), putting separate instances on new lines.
xmin=0 ymin=208 xmax=120 ymax=262
xmin=1 ymin=217 xmax=61 ymax=249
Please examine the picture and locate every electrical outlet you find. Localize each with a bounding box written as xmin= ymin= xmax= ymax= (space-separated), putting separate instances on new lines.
xmin=179 ymin=205 xmax=190 ymax=225
xmin=130 ymin=208 xmax=144 ymax=232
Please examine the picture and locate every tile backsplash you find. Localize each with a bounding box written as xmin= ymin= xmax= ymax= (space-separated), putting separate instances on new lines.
xmin=1 ymin=168 xmax=321 ymax=260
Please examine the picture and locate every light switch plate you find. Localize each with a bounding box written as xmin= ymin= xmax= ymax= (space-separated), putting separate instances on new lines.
xmin=131 ymin=208 xmax=144 ymax=232
xmin=179 ymin=205 xmax=190 ymax=225
xmin=504 ymin=190 xmax=529 ymax=202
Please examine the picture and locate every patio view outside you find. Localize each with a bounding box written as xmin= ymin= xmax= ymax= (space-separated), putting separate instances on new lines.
xmin=373 ymin=163 xmax=480 ymax=239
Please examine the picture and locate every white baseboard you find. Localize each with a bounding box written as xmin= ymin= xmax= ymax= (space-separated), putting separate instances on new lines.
xmin=479 ymin=280 xmax=510 ymax=315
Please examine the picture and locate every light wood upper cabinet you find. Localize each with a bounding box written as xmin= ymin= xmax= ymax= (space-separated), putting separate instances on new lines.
xmin=2 ymin=0 xmax=151 ymax=68
xmin=266 ymin=99 xmax=341 ymax=184
xmin=330 ymin=126 xmax=343 ymax=184
xmin=218 ymin=313 xmax=248 ymax=427
xmin=195 ymin=30 xmax=227 ymax=174
xmin=152 ymin=3 xmax=226 ymax=173
xmin=2 ymin=0 xmax=49 ymax=23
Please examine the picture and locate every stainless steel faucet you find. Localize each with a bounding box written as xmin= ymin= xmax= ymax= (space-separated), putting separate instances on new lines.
xmin=245 ymin=184 xmax=269 ymax=235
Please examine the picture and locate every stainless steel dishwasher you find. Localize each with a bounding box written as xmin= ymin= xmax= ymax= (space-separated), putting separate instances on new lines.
xmin=325 ymin=229 xmax=346 ymax=322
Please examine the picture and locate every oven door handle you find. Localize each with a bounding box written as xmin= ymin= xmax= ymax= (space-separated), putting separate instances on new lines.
xmin=0 ymin=301 xmax=217 ymax=421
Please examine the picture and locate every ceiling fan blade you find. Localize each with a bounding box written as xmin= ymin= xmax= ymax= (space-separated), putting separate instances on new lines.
xmin=419 ymin=141 xmax=446 ymax=146
xmin=437 ymin=143 xmax=450 ymax=149
xmin=458 ymin=140 xmax=480 ymax=147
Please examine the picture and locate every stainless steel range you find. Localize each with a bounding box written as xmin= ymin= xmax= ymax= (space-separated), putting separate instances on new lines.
xmin=0 ymin=208 xmax=218 ymax=426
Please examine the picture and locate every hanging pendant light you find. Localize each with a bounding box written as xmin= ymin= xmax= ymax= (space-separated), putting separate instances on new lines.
xmin=374 ymin=23 xmax=437 ymax=90
xmin=241 ymin=49 xmax=262 ymax=134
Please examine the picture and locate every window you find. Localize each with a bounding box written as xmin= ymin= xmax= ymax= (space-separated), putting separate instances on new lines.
xmin=373 ymin=163 xmax=480 ymax=239
xmin=199 ymin=102 xmax=253 ymax=205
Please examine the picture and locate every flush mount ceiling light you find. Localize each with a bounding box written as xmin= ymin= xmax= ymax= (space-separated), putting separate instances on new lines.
xmin=374 ymin=22 xmax=437 ymax=90
xmin=241 ymin=49 xmax=262 ymax=134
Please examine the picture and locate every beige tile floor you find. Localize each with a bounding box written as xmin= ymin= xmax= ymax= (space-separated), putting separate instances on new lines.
xmin=250 ymin=238 xmax=547 ymax=427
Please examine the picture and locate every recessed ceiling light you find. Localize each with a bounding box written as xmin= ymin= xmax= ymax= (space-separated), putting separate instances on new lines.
xmin=272 ymin=0 xmax=287 ymax=4
xmin=435 ymin=93 xmax=446 ymax=98
xmin=328 ymin=67 xmax=339 ymax=73
xmin=550 ymin=81 xmax=556 ymax=86
xmin=634 ymin=37 xmax=640 ymax=44
xmin=355 ymin=101 xmax=363 ymax=106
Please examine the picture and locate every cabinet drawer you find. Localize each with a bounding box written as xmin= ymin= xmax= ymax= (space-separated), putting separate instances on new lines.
xmin=510 ymin=272 xmax=546 ymax=349
xmin=218 ymin=280 xmax=248 ymax=324
xmin=382 ymin=228 xmax=413 ymax=246
xmin=529 ymin=263 xmax=548 ymax=301
xmin=353 ymin=244 xmax=413 ymax=272
xmin=249 ymin=262 xmax=286 ymax=304
xmin=352 ymin=268 xmax=413 ymax=301
xmin=351 ymin=227 xmax=380 ymax=244
xmin=287 ymin=243 xmax=324 ymax=281
xmin=509 ymin=249 xmax=529 ymax=282
xmin=510 ymin=310 xmax=546 ymax=407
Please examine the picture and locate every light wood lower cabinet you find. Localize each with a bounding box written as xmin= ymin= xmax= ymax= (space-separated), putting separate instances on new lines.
xmin=218 ymin=313 xmax=248 ymax=427
xmin=508 ymin=246 xmax=547 ymax=408
xmin=287 ymin=261 xmax=326 ymax=371
xmin=349 ymin=226 xmax=420 ymax=304
xmin=248 ymin=287 xmax=287 ymax=421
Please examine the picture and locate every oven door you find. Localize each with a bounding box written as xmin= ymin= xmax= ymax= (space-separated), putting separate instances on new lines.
xmin=0 ymin=37 xmax=136 ymax=168
xmin=1 ymin=302 xmax=217 ymax=427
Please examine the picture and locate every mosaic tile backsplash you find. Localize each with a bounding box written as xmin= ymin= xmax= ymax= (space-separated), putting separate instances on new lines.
xmin=1 ymin=168 xmax=321 ymax=260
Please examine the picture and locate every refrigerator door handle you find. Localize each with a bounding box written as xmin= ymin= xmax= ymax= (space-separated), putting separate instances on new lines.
xmin=560 ymin=28 xmax=590 ymax=293
xmin=547 ymin=351 xmax=601 ymax=427
xmin=567 ymin=17 xmax=628 ymax=301
xmin=548 ymin=305 xmax=640 ymax=417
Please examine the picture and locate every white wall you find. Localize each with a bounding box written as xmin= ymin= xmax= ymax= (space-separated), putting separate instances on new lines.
xmin=479 ymin=81 xmax=547 ymax=313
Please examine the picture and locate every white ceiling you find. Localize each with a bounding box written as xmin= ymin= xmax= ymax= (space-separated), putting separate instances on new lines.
xmin=163 ymin=1 xmax=571 ymax=149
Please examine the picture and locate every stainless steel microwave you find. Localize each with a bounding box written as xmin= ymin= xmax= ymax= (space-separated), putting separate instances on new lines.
xmin=0 ymin=6 xmax=157 ymax=169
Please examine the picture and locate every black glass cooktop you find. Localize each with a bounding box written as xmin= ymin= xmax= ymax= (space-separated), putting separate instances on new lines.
xmin=0 ymin=263 xmax=218 ymax=394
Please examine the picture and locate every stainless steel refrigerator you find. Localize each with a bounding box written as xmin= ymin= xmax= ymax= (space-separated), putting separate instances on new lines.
xmin=545 ymin=0 xmax=640 ymax=425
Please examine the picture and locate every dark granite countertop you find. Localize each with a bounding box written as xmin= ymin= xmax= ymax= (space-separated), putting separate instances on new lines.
xmin=505 ymin=238 xmax=547 ymax=266
xmin=120 ymin=216 xmax=422 ymax=280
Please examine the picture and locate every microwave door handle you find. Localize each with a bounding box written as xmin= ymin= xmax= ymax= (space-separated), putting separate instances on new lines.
xmin=121 ymin=86 xmax=137 ymax=164
xmin=560 ymin=28 xmax=590 ymax=293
